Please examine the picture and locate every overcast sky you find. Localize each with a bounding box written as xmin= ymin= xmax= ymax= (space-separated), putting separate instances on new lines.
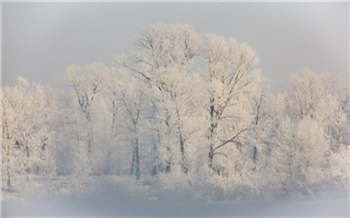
xmin=2 ymin=2 xmax=348 ymax=90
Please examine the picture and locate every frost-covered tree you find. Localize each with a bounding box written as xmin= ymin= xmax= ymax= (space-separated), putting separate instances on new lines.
xmin=1 ymin=76 xmax=56 ymax=187
xmin=118 ymin=78 xmax=146 ymax=180
xmin=285 ymin=68 xmax=327 ymax=119
xmin=271 ymin=68 xmax=349 ymax=196
xmin=201 ymin=34 xmax=263 ymax=175
xmin=103 ymin=67 xmax=123 ymax=175
xmin=117 ymin=23 xmax=202 ymax=173
xmin=1 ymin=87 xmax=16 ymax=188
xmin=3 ymin=23 xmax=349 ymax=200
xmin=62 ymin=62 xmax=111 ymax=175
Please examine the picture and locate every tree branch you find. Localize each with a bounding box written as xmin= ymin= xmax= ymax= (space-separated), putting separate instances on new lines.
xmin=212 ymin=152 xmax=228 ymax=159
xmin=213 ymin=128 xmax=250 ymax=151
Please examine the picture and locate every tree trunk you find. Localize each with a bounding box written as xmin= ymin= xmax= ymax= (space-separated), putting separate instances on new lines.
xmin=175 ymin=106 xmax=187 ymax=174
xmin=208 ymin=99 xmax=217 ymax=170
xmin=253 ymin=146 xmax=258 ymax=162
xmin=208 ymin=145 xmax=214 ymax=169
xmin=179 ymin=134 xmax=187 ymax=173
xmin=165 ymin=160 xmax=171 ymax=173
xmin=165 ymin=146 xmax=171 ymax=173
xmin=151 ymin=140 xmax=158 ymax=176
xmin=25 ymin=145 xmax=30 ymax=182
xmin=106 ymin=151 xmax=111 ymax=175
xmin=87 ymin=126 xmax=94 ymax=156
xmin=106 ymin=111 xmax=116 ymax=175
xmin=164 ymin=115 xmax=172 ymax=173
xmin=130 ymin=146 xmax=135 ymax=175
xmin=135 ymin=138 xmax=140 ymax=180
xmin=6 ymin=147 xmax=11 ymax=188
xmin=87 ymin=122 xmax=94 ymax=175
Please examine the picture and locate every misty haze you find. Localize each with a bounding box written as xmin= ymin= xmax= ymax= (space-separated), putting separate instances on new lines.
xmin=1 ymin=2 xmax=349 ymax=217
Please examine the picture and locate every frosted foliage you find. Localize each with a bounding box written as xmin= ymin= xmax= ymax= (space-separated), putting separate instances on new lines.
xmin=2 ymin=76 xmax=56 ymax=190
xmin=62 ymin=62 xmax=114 ymax=176
xmin=270 ymin=68 xmax=349 ymax=196
xmin=2 ymin=24 xmax=349 ymax=204
xmin=315 ymin=94 xmax=347 ymax=150
xmin=62 ymin=62 xmax=111 ymax=118
xmin=73 ymin=140 xmax=91 ymax=182
xmin=296 ymin=117 xmax=330 ymax=184
xmin=203 ymin=34 xmax=261 ymax=100
xmin=269 ymin=117 xmax=294 ymax=189
xmin=286 ymin=68 xmax=330 ymax=119
xmin=117 ymin=23 xmax=201 ymax=91
xmin=134 ymin=23 xmax=201 ymax=68
xmin=202 ymin=34 xmax=263 ymax=176
xmin=329 ymin=146 xmax=350 ymax=187
xmin=117 ymin=23 xmax=204 ymax=174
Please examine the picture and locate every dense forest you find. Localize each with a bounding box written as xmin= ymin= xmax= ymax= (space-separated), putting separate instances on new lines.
xmin=2 ymin=23 xmax=349 ymax=200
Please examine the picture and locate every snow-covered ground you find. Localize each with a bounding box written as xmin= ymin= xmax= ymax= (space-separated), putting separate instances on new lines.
xmin=2 ymin=176 xmax=349 ymax=217
xmin=3 ymin=195 xmax=349 ymax=217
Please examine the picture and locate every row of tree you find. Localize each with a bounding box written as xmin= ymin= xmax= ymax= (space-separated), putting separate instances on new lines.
xmin=2 ymin=23 xmax=349 ymax=197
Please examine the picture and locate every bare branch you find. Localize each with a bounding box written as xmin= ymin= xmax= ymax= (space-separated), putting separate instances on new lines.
xmin=213 ymin=128 xmax=251 ymax=151
xmin=212 ymin=152 xmax=228 ymax=159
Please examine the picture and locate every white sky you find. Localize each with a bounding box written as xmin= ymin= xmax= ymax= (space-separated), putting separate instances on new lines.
xmin=2 ymin=2 xmax=348 ymax=90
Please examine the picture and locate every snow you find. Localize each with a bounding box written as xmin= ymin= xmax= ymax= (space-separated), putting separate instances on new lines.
xmin=3 ymin=194 xmax=349 ymax=217
xmin=2 ymin=176 xmax=349 ymax=217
